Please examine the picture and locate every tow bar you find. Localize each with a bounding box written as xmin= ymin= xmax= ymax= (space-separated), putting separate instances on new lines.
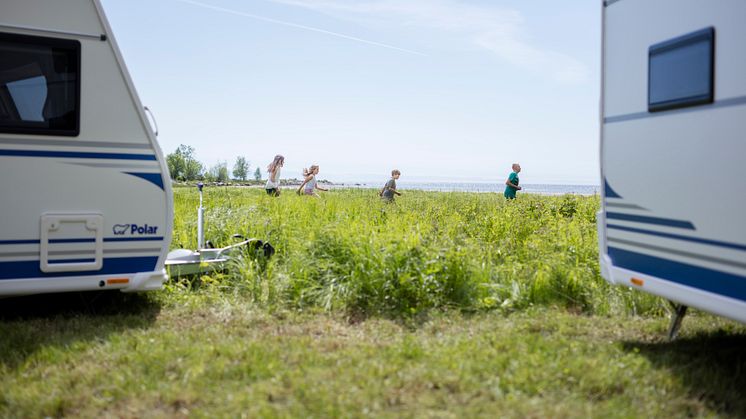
xmin=165 ymin=183 xmax=274 ymax=277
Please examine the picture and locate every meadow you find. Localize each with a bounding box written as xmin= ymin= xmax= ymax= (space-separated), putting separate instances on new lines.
xmin=170 ymin=187 xmax=665 ymax=317
xmin=1 ymin=187 xmax=745 ymax=417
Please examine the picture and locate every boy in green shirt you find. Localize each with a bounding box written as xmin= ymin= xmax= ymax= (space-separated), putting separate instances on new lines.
xmin=504 ymin=163 xmax=522 ymax=199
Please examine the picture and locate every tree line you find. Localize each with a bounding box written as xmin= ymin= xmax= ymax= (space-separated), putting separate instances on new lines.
xmin=165 ymin=144 xmax=261 ymax=182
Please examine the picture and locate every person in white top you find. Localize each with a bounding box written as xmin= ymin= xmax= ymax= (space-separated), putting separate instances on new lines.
xmin=265 ymin=154 xmax=284 ymax=196
xmin=297 ymin=164 xmax=328 ymax=198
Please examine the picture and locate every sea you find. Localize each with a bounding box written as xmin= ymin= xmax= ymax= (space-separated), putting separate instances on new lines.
xmin=335 ymin=182 xmax=600 ymax=196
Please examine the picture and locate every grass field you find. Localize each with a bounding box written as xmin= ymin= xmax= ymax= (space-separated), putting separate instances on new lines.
xmin=2 ymin=188 xmax=745 ymax=417
xmin=170 ymin=187 xmax=665 ymax=317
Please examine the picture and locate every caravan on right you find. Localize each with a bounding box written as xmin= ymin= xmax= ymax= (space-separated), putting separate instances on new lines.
xmin=598 ymin=0 xmax=746 ymax=338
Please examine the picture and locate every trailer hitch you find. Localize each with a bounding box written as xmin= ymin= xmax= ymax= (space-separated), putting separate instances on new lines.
xmin=165 ymin=183 xmax=274 ymax=277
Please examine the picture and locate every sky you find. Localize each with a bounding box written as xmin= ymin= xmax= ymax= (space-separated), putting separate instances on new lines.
xmin=100 ymin=0 xmax=601 ymax=184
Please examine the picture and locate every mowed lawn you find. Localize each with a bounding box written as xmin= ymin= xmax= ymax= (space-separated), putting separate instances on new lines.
xmin=2 ymin=189 xmax=745 ymax=417
xmin=1 ymin=292 xmax=745 ymax=418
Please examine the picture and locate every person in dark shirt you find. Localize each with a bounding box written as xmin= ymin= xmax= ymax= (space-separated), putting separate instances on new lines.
xmin=380 ymin=169 xmax=402 ymax=202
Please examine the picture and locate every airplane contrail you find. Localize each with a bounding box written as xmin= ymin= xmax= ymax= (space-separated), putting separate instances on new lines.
xmin=174 ymin=0 xmax=427 ymax=56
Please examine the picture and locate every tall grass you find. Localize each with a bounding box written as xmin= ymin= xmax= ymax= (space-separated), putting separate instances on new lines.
xmin=170 ymin=187 xmax=665 ymax=317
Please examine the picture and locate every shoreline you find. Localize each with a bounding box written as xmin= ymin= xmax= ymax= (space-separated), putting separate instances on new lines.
xmin=172 ymin=181 xmax=600 ymax=196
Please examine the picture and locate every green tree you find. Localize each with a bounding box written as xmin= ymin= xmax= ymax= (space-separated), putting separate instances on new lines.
xmin=206 ymin=161 xmax=229 ymax=183
xmin=166 ymin=151 xmax=185 ymax=180
xmin=166 ymin=144 xmax=203 ymax=181
xmin=184 ymin=157 xmax=203 ymax=181
xmin=254 ymin=167 xmax=262 ymax=181
xmin=232 ymin=156 xmax=249 ymax=181
xmin=218 ymin=163 xmax=229 ymax=183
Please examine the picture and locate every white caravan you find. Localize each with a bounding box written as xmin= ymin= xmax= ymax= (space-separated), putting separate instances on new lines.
xmin=0 ymin=0 xmax=173 ymax=295
xmin=599 ymin=0 xmax=746 ymax=334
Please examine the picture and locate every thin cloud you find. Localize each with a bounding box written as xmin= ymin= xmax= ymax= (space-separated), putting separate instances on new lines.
xmin=173 ymin=0 xmax=427 ymax=56
xmin=269 ymin=0 xmax=589 ymax=83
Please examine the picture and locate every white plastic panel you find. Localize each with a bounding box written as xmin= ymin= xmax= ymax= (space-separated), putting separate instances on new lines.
xmin=40 ymin=213 xmax=103 ymax=272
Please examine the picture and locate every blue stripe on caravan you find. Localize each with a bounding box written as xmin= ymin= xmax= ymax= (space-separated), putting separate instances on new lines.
xmin=604 ymin=178 xmax=622 ymax=198
xmin=125 ymin=172 xmax=165 ymax=190
xmin=606 ymin=212 xmax=695 ymax=229
xmin=105 ymin=237 xmax=165 ymax=242
xmin=0 ymin=237 xmax=164 ymax=245
xmin=609 ymin=247 xmax=746 ymax=302
xmin=608 ymin=224 xmax=746 ymax=252
xmin=0 ymin=256 xmax=159 ymax=280
xmin=0 ymin=239 xmax=94 ymax=245
xmin=0 ymin=240 xmax=39 ymax=245
xmin=48 ymin=258 xmax=96 ymax=264
xmin=0 ymin=149 xmax=157 ymax=161
xmin=50 ymin=238 xmax=95 ymax=244
xmin=604 ymin=95 xmax=746 ymax=124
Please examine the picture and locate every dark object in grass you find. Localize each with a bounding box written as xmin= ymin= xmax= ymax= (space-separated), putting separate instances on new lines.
xmin=236 ymin=235 xmax=275 ymax=259
xmin=250 ymin=240 xmax=275 ymax=259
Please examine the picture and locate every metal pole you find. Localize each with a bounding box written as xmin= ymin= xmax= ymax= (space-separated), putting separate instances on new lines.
xmin=197 ymin=183 xmax=205 ymax=249
xmin=667 ymin=302 xmax=688 ymax=341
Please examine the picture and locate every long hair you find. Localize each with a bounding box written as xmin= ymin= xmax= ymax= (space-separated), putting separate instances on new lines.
xmin=303 ymin=165 xmax=319 ymax=177
xmin=267 ymin=154 xmax=284 ymax=174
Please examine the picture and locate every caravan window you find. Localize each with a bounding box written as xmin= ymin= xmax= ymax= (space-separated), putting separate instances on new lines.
xmin=0 ymin=33 xmax=80 ymax=136
xmin=648 ymin=28 xmax=714 ymax=112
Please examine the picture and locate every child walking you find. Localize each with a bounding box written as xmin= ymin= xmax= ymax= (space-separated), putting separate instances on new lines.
xmin=504 ymin=163 xmax=522 ymax=199
xmin=380 ymin=169 xmax=402 ymax=202
xmin=265 ymin=154 xmax=284 ymax=196
xmin=297 ymin=164 xmax=328 ymax=197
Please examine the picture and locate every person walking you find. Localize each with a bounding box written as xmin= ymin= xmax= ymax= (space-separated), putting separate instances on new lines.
xmin=297 ymin=164 xmax=328 ymax=197
xmin=379 ymin=169 xmax=402 ymax=202
xmin=265 ymin=154 xmax=284 ymax=196
xmin=504 ymin=163 xmax=522 ymax=199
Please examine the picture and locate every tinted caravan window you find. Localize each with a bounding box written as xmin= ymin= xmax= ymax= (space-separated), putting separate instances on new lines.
xmin=0 ymin=33 xmax=80 ymax=136
xmin=648 ymin=27 xmax=714 ymax=112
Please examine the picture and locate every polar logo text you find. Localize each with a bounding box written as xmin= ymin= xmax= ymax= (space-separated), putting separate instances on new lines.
xmin=130 ymin=224 xmax=159 ymax=235
xmin=113 ymin=224 xmax=130 ymax=235
xmin=113 ymin=224 xmax=159 ymax=235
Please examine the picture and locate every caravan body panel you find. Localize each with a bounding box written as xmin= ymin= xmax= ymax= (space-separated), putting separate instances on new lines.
xmin=599 ymin=0 xmax=746 ymax=322
xmin=0 ymin=0 xmax=173 ymax=295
